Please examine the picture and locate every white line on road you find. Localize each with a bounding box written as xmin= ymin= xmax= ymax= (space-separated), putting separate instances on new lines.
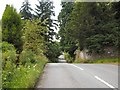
xmin=70 ymin=64 xmax=84 ymax=70
xmin=95 ymin=76 xmax=115 ymax=88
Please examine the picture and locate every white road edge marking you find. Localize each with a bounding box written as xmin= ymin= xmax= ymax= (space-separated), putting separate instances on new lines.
xmin=95 ymin=76 xmax=115 ymax=88
xmin=70 ymin=64 xmax=84 ymax=70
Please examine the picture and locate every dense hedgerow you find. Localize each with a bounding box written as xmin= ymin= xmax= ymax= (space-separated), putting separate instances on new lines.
xmin=2 ymin=42 xmax=48 ymax=88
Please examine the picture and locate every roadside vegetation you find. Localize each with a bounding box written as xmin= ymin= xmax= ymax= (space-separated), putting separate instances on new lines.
xmin=1 ymin=1 xmax=120 ymax=88
xmin=2 ymin=42 xmax=47 ymax=88
xmin=74 ymin=58 xmax=119 ymax=64
xmin=58 ymin=2 xmax=120 ymax=63
xmin=64 ymin=52 xmax=74 ymax=63
xmin=1 ymin=0 xmax=61 ymax=88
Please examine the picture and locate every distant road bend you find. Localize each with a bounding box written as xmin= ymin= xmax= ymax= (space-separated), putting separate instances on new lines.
xmin=36 ymin=63 xmax=119 ymax=89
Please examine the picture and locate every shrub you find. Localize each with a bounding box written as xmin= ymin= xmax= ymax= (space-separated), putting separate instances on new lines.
xmin=19 ymin=49 xmax=37 ymax=66
xmin=22 ymin=20 xmax=46 ymax=56
xmin=2 ymin=42 xmax=17 ymax=88
xmin=2 ymin=42 xmax=16 ymax=69
xmin=2 ymin=42 xmax=48 ymax=88
xmin=64 ymin=52 xmax=73 ymax=63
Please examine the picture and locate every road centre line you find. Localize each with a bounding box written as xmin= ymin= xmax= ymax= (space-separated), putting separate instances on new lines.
xmin=94 ymin=76 xmax=116 ymax=89
xmin=70 ymin=64 xmax=84 ymax=70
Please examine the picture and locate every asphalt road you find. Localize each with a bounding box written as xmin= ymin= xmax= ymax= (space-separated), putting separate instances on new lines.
xmin=36 ymin=63 xmax=119 ymax=89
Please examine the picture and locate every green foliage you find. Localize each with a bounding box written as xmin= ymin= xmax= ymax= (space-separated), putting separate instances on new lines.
xmin=2 ymin=42 xmax=48 ymax=88
xmin=2 ymin=59 xmax=47 ymax=88
xmin=2 ymin=42 xmax=16 ymax=53
xmin=2 ymin=5 xmax=23 ymax=52
xmin=34 ymin=0 xmax=61 ymax=62
xmin=2 ymin=61 xmax=16 ymax=88
xmin=19 ymin=49 xmax=36 ymax=65
xmin=64 ymin=52 xmax=73 ymax=63
xmin=20 ymin=0 xmax=33 ymax=20
xmin=58 ymin=2 xmax=77 ymax=57
xmin=74 ymin=58 xmax=119 ymax=64
xmin=0 ymin=20 xmax=1 ymax=43
xmin=85 ymin=58 xmax=118 ymax=64
xmin=35 ymin=0 xmax=55 ymax=21
xmin=45 ymin=42 xmax=62 ymax=62
xmin=22 ymin=20 xmax=47 ymax=55
xmin=112 ymin=2 xmax=120 ymax=23
xmin=93 ymin=58 xmax=119 ymax=63
xmin=112 ymin=2 xmax=120 ymax=51
xmin=2 ymin=42 xmax=16 ymax=69
xmin=59 ymin=2 xmax=119 ymax=55
xmin=85 ymin=34 xmax=113 ymax=54
xmin=35 ymin=0 xmax=57 ymax=41
xmin=2 ymin=4 xmax=49 ymax=89
xmin=2 ymin=42 xmax=16 ymax=88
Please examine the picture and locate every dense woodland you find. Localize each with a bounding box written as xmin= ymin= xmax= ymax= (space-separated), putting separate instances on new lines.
xmin=1 ymin=0 xmax=120 ymax=88
xmin=58 ymin=2 xmax=120 ymax=62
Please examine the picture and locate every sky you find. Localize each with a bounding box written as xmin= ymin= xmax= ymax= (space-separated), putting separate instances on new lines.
xmin=0 ymin=0 xmax=62 ymax=20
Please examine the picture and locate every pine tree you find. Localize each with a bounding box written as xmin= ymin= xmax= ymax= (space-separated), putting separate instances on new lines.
xmin=35 ymin=0 xmax=57 ymax=42
xmin=20 ymin=0 xmax=33 ymax=20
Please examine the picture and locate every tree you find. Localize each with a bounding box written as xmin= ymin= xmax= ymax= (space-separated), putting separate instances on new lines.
xmin=20 ymin=0 xmax=33 ymax=20
xmin=84 ymin=3 xmax=118 ymax=54
xmin=2 ymin=5 xmax=22 ymax=52
xmin=45 ymin=41 xmax=62 ymax=62
xmin=58 ymin=2 xmax=77 ymax=58
xmin=22 ymin=20 xmax=47 ymax=55
xmin=35 ymin=0 xmax=57 ymax=42
xmin=35 ymin=0 xmax=61 ymax=61
xmin=112 ymin=2 xmax=120 ymax=23
xmin=112 ymin=2 xmax=120 ymax=51
xmin=65 ymin=3 xmax=100 ymax=51
xmin=59 ymin=2 xmax=119 ymax=55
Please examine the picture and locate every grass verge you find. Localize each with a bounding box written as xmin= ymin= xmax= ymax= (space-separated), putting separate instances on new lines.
xmin=2 ymin=58 xmax=48 ymax=88
xmin=74 ymin=58 xmax=119 ymax=64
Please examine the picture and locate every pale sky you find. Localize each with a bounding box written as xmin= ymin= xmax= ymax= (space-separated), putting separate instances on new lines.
xmin=0 ymin=0 xmax=62 ymax=20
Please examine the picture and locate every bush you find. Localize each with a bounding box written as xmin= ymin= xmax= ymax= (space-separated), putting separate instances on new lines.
xmin=22 ymin=20 xmax=46 ymax=55
xmin=19 ymin=49 xmax=37 ymax=66
xmin=2 ymin=42 xmax=16 ymax=53
xmin=2 ymin=42 xmax=48 ymax=88
xmin=64 ymin=52 xmax=73 ymax=63
xmin=2 ymin=42 xmax=16 ymax=69
xmin=2 ymin=42 xmax=17 ymax=88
